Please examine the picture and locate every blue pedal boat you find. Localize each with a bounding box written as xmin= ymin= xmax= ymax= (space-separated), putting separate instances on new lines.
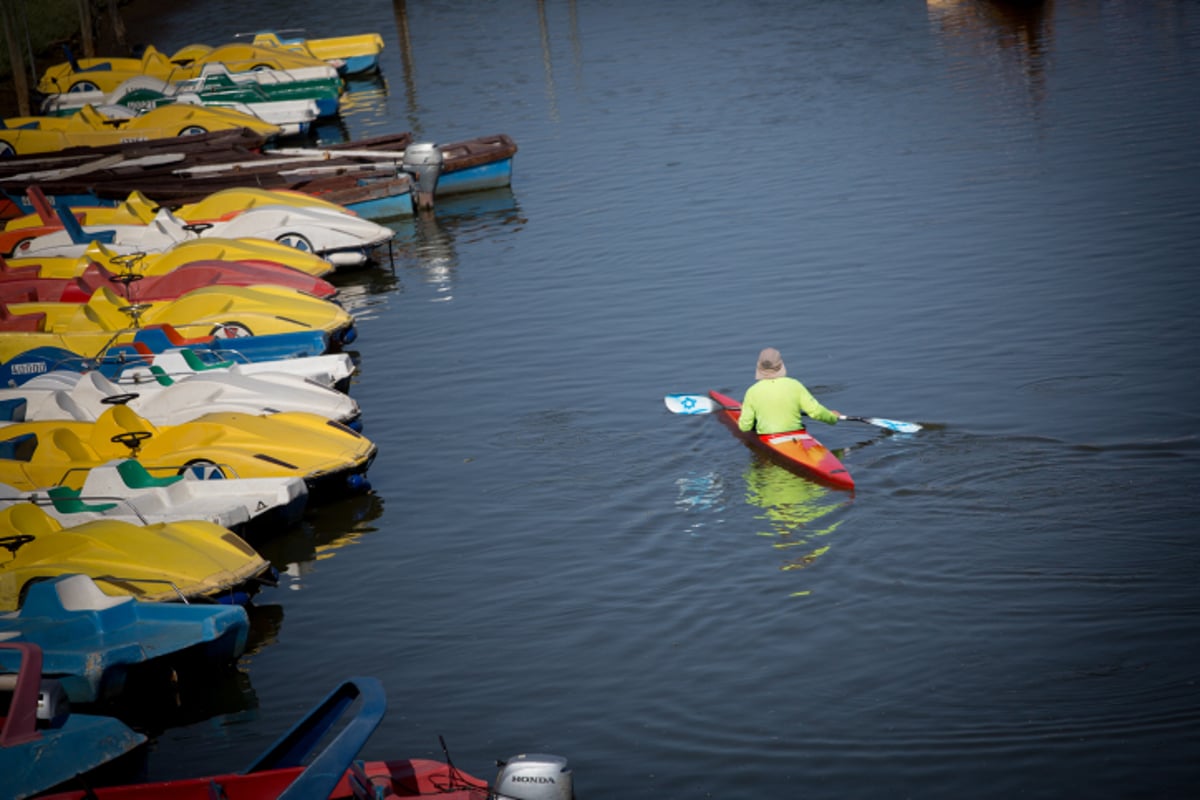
xmin=0 ymin=641 xmax=146 ymax=800
xmin=0 ymin=574 xmax=248 ymax=704
xmin=0 ymin=325 xmax=336 ymax=386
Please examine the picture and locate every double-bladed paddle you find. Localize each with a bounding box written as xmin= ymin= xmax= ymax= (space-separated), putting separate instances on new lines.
xmin=663 ymin=393 xmax=922 ymax=433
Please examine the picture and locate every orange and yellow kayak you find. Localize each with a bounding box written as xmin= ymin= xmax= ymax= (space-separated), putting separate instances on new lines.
xmin=709 ymin=389 xmax=854 ymax=490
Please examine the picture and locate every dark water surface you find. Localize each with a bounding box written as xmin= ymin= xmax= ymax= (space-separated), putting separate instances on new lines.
xmin=108 ymin=1 xmax=1200 ymax=798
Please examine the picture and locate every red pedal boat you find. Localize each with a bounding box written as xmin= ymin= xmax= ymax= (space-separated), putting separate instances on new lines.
xmin=0 ymin=257 xmax=337 ymax=303
xmin=708 ymin=389 xmax=855 ymax=490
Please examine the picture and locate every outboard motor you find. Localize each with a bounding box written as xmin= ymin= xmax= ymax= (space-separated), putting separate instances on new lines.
xmin=402 ymin=142 xmax=444 ymax=211
xmin=492 ymin=753 xmax=573 ymax=800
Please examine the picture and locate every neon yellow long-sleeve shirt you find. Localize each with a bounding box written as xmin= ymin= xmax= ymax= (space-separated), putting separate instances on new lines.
xmin=737 ymin=377 xmax=839 ymax=434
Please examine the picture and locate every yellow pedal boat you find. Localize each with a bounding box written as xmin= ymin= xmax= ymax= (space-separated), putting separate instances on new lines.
xmin=4 ymin=189 xmax=355 ymax=231
xmin=0 ymin=502 xmax=271 ymax=610
xmin=0 ymin=284 xmax=354 ymax=357
xmin=0 ymin=402 xmax=375 ymax=499
xmin=37 ymin=43 xmax=339 ymax=96
xmin=0 ymin=104 xmax=282 ymax=158
xmin=246 ymin=32 xmax=385 ymax=75
xmin=3 ymin=239 xmax=336 ymax=280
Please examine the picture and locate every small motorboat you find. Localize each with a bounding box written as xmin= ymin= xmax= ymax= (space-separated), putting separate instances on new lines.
xmin=0 ymin=502 xmax=274 ymax=610
xmin=0 ymin=365 xmax=362 ymax=428
xmin=0 ymin=642 xmax=146 ymax=800
xmin=0 ymin=456 xmax=308 ymax=534
xmin=0 ymin=574 xmax=248 ymax=704
xmin=35 ymin=676 xmax=575 ymax=800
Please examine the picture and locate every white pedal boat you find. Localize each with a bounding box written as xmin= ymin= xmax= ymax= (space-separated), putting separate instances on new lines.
xmin=114 ymin=347 xmax=356 ymax=392
xmin=0 ymin=458 xmax=307 ymax=534
xmin=14 ymin=201 xmax=394 ymax=268
xmin=0 ymin=368 xmax=361 ymax=429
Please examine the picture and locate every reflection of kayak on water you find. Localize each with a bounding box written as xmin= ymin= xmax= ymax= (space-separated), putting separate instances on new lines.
xmin=708 ymin=390 xmax=855 ymax=490
xmin=742 ymin=459 xmax=848 ymax=574
xmin=671 ymin=444 xmax=854 ymax=596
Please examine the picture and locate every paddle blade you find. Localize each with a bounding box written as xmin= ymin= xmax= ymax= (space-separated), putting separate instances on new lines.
xmin=842 ymin=415 xmax=922 ymax=434
xmin=664 ymin=394 xmax=716 ymax=414
xmin=865 ymin=417 xmax=922 ymax=433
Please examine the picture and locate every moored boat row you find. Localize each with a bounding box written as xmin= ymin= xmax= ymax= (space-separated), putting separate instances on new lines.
xmin=0 ymin=23 xmax=561 ymax=800
xmin=3 ymin=32 xmax=517 ymax=218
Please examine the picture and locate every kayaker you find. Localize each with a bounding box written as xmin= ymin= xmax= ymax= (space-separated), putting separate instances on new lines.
xmin=737 ymin=347 xmax=842 ymax=435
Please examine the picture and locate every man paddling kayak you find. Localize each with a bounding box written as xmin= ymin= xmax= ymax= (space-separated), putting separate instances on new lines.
xmin=737 ymin=347 xmax=842 ymax=435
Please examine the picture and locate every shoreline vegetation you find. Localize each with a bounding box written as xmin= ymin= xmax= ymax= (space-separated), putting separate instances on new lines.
xmin=0 ymin=0 xmax=156 ymax=117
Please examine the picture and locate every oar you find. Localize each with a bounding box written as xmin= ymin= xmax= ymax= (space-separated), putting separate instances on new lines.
xmin=664 ymin=394 xmax=922 ymax=433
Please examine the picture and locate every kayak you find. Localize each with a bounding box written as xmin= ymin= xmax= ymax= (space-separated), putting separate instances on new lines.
xmin=708 ymin=390 xmax=855 ymax=490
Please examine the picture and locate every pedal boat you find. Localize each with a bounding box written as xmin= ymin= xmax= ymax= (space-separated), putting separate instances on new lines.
xmin=0 ymin=642 xmax=146 ymax=800
xmin=0 ymin=104 xmax=281 ymax=158
xmin=3 ymin=187 xmax=359 ymax=232
xmin=10 ymin=198 xmax=392 ymax=268
xmin=0 ymin=259 xmax=337 ymax=303
xmin=0 ymin=574 xmax=248 ymax=704
xmin=115 ymin=346 xmax=357 ymax=392
xmin=0 ymin=366 xmax=361 ymax=428
xmin=0 ymin=326 xmax=336 ymax=389
xmin=247 ymin=31 xmax=386 ymax=75
xmin=0 ymin=456 xmax=307 ymax=534
xmin=41 ymin=62 xmax=342 ymax=123
xmin=3 ymin=239 xmax=336 ymax=280
xmin=0 ymin=402 xmax=375 ymax=500
xmin=36 ymin=43 xmax=340 ymax=96
xmin=0 ymin=283 xmax=356 ymax=352
xmin=0 ymin=502 xmax=273 ymax=610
